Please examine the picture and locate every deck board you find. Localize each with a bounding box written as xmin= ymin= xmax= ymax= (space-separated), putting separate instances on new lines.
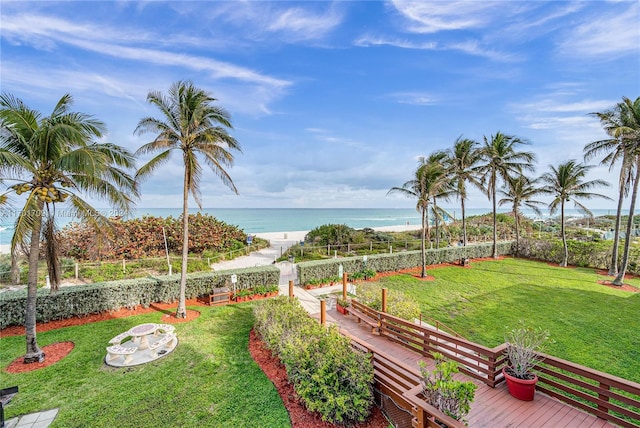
xmin=320 ymin=310 xmax=617 ymax=428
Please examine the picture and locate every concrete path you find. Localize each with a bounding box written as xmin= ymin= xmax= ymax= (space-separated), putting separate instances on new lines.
xmin=4 ymin=408 xmax=58 ymax=428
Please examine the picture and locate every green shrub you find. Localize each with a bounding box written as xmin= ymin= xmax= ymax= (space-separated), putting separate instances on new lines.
xmin=253 ymin=298 xmax=374 ymax=424
xmin=356 ymin=283 xmax=420 ymax=321
xmin=419 ymin=352 xmax=477 ymax=424
xmin=0 ymin=265 xmax=279 ymax=328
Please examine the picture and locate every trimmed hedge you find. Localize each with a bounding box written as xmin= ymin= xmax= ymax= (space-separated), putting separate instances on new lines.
xmin=297 ymin=242 xmax=514 ymax=285
xmin=516 ymin=238 xmax=640 ymax=274
xmin=0 ymin=266 xmax=279 ymax=329
xmin=253 ymin=297 xmax=374 ymax=424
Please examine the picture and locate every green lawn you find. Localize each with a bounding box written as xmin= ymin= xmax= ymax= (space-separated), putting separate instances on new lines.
xmin=0 ymin=304 xmax=291 ymax=427
xmin=372 ymin=258 xmax=640 ymax=383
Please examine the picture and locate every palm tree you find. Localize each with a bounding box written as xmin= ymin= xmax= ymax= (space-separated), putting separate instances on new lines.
xmin=585 ymin=101 xmax=634 ymax=276
xmin=539 ymin=160 xmax=610 ymax=267
xmin=135 ymin=81 xmax=241 ymax=318
xmin=477 ymin=132 xmax=535 ymax=258
xmin=608 ymin=97 xmax=640 ymax=286
xmin=0 ymin=93 xmax=137 ymax=363
xmin=445 ymin=137 xmax=482 ymax=246
xmin=426 ymin=150 xmax=453 ymax=248
xmin=498 ymin=175 xmax=544 ymax=256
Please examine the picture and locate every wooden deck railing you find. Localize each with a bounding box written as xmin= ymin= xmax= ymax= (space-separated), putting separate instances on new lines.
xmin=352 ymin=300 xmax=640 ymax=427
xmin=344 ymin=331 xmax=465 ymax=428
xmin=536 ymin=354 xmax=640 ymax=428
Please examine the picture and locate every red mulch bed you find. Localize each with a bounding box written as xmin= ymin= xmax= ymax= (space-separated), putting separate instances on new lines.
xmin=597 ymin=280 xmax=639 ymax=293
xmin=0 ymin=299 xmax=206 ymax=338
xmin=6 ymin=341 xmax=75 ymax=373
xmin=248 ymin=329 xmax=388 ymax=428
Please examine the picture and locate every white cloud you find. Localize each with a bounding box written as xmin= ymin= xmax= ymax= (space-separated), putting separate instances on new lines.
xmin=386 ymin=92 xmax=438 ymax=106
xmin=557 ymin=2 xmax=640 ymax=58
xmin=1 ymin=13 xmax=290 ymax=89
xmin=389 ymin=0 xmax=500 ymax=33
xmin=267 ymin=6 xmax=343 ymax=41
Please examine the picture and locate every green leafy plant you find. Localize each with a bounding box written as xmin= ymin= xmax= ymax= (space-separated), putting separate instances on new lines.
xmin=504 ymin=321 xmax=550 ymax=379
xmin=419 ymin=352 xmax=477 ymax=424
xmin=336 ymin=297 xmax=350 ymax=308
xmin=253 ymin=298 xmax=374 ymax=424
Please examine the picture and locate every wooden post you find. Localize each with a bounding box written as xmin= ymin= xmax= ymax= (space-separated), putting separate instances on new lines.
xmin=381 ymin=288 xmax=387 ymax=313
xmin=75 ymin=263 xmax=79 ymax=279
xmin=122 ymin=259 xmax=126 ymax=273
xmin=342 ymin=272 xmax=348 ymax=300
xmin=289 ymin=280 xmax=294 ymax=298
xmin=320 ymin=300 xmax=326 ymax=326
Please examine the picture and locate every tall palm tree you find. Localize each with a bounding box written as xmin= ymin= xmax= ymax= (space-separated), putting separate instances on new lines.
xmin=539 ymin=160 xmax=610 ymax=267
xmin=445 ymin=137 xmax=482 ymax=246
xmin=585 ymin=101 xmax=634 ymax=276
xmin=608 ymin=97 xmax=640 ymax=286
xmin=135 ymin=81 xmax=241 ymax=318
xmin=498 ymin=175 xmax=544 ymax=256
xmin=477 ymin=132 xmax=535 ymax=258
xmin=426 ymin=150 xmax=453 ymax=248
xmin=0 ymin=93 xmax=137 ymax=363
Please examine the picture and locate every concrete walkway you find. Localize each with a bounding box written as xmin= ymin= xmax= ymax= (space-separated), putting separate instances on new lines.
xmin=4 ymin=408 xmax=58 ymax=428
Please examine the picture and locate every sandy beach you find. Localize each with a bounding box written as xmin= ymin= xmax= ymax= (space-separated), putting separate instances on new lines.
xmin=254 ymin=224 xmax=423 ymax=242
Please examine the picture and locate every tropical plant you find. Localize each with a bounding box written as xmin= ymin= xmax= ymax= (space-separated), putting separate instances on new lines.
xmin=135 ymin=80 xmax=241 ymax=318
xmin=586 ymin=99 xmax=636 ymax=276
xmin=419 ymin=353 xmax=477 ymax=424
xmin=445 ymin=136 xmax=483 ymax=246
xmin=0 ymin=93 xmax=137 ymax=363
xmin=504 ymin=322 xmax=550 ymax=380
xmin=539 ymin=160 xmax=610 ymax=267
xmin=477 ymin=132 xmax=535 ymax=258
xmin=498 ymin=175 xmax=544 ymax=255
xmin=426 ymin=150 xmax=453 ymax=248
xmin=388 ymin=154 xmax=449 ymax=277
xmin=588 ymin=97 xmax=640 ymax=285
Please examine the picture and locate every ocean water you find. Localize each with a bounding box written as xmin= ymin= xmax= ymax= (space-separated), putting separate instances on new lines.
xmin=0 ymin=207 xmax=616 ymax=246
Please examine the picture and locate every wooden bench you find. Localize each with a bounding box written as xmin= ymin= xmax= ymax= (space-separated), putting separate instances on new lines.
xmin=149 ymin=334 xmax=177 ymax=357
xmin=108 ymin=331 xmax=132 ymax=345
xmin=106 ymin=345 xmax=137 ymax=365
xmin=198 ymin=287 xmax=230 ymax=306
xmin=346 ymin=301 xmax=380 ymax=333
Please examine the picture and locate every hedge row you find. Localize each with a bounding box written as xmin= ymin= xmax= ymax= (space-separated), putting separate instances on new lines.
xmin=253 ymin=297 xmax=374 ymax=424
xmin=0 ymin=266 xmax=279 ymax=329
xmin=515 ymin=239 xmax=640 ymax=274
xmin=297 ymin=242 xmax=514 ymax=285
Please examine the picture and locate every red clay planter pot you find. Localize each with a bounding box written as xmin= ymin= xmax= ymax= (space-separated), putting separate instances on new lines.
xmin=503 ymin=367 xmax=538 ymax=401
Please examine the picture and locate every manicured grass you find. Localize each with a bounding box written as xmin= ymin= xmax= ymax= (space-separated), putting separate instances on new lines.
xmin=0 ymin=304 xmax=291 ymax=427
xmin=373 ymin=258 xmax=640 ymax=383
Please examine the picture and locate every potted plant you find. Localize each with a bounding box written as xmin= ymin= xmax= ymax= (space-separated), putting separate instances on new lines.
xmin=336 ymin=297 xmax=350 ymax=315
xmin=235 ymin=289 xmax=252 ymax=302
xmin=419 ymin=352 xmax=477 ymax=425
xmin=503 ymin=322 xmax=550 ymax=401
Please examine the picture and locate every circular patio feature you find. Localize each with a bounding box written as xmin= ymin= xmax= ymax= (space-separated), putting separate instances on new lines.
xmin=104 ymin=323 xmax=178 ymax=367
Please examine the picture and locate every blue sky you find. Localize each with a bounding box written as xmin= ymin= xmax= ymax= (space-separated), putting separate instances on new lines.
xmin=1 ymin=1 xmax=638 ymax=210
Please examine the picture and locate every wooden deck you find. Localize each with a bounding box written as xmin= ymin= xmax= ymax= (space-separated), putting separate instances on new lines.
xmin=316 ymin=309 xmax=617 ymax=428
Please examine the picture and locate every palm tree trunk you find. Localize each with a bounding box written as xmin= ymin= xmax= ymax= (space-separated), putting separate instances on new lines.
xmin=613 ymin=159 xmax=639 ymax=285
xmin=560 ymin=201 xmax=568 ymax=267
xmin=420 ymin=206 xmax=427 ymax=278
xmin=434 ymin=198 xmax=440 ymax=248
xmin=608 ymin=177 xmax=626 ymax=275
xmin=10 ymin=250 xmax=21 ymax=285
xmin=176 ymin=165 xmax=190 ymax=319
xmin=44 ymin=210 xmax=61 ymax=291
xmin=514 ymin=208 xmax=520 ymax=257
xmin=461 ymin=197 xmax=467 ymax=246
xmin=492 ymin=186 xmax=498 ymax=258
xmin=24 ymin=204 xmax=45 ymax=363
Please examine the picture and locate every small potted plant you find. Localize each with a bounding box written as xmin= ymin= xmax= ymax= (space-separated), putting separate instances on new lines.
xmin=336 ymin=297 xmax=350 ymax=315
xmin=503 ymin=322 xmax=550 ymax=401
xmin=235 ymin=289 xmax=252 ymax=302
